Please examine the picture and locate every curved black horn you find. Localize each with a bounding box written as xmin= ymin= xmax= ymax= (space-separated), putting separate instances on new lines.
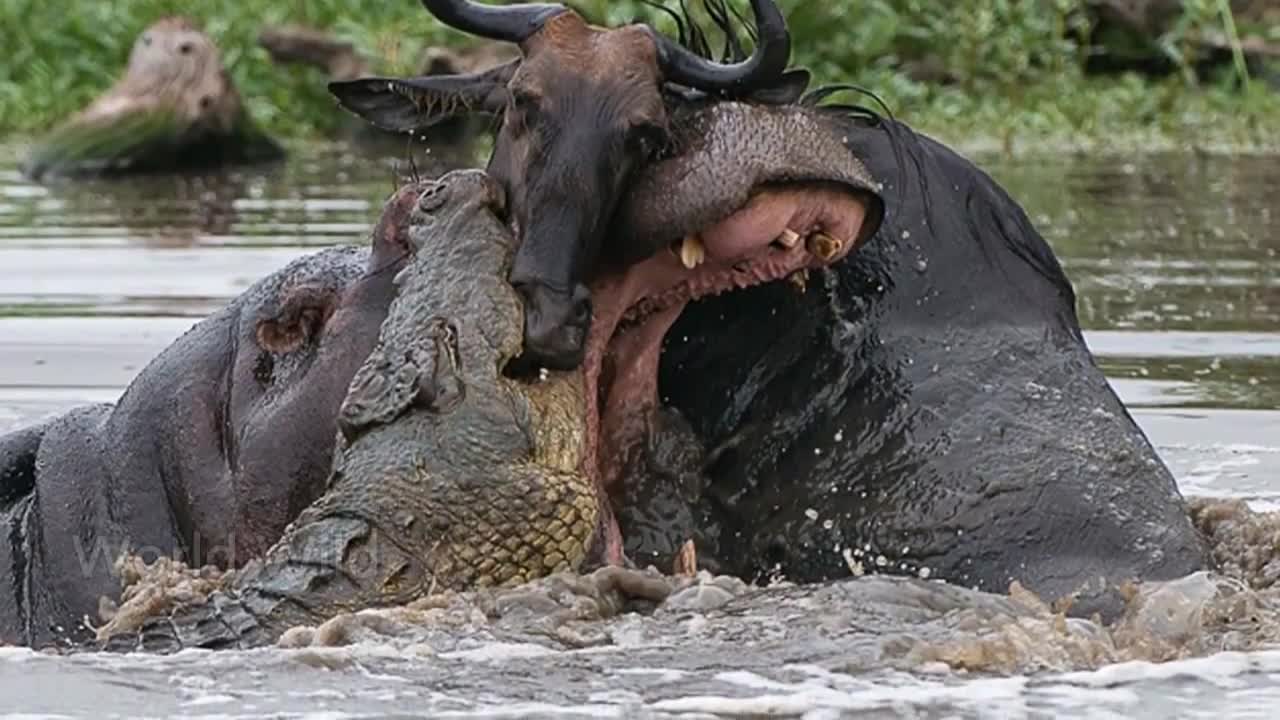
xmin=650 ymin=0 xmax=791 ymax=92
xmin=420 ymin=0 xmax=568 ymax=43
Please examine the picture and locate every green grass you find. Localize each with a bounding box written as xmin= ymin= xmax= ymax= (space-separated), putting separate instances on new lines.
xmin=2 ymin=0 xmax=1279 ymax=153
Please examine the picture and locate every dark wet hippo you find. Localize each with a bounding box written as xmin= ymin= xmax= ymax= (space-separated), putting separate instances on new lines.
xmin=99 ymin=169 xmax=604 ymax=653
xmin=0 ymin=186 xmax=421 ymax=648
xmin=328 ymin=1 xmax=1210 ymax=616
xmin=613 ymin=102 xmax=1211 ymax=617
xmin=640 ymin=103 xmax=1208 ymax=614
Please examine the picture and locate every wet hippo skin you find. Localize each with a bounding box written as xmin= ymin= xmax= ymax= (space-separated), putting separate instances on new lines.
xmin=656 ymin=114 xmax=1210 ymax=619
xmin=0 ymin=186 xmax=422 ymax=648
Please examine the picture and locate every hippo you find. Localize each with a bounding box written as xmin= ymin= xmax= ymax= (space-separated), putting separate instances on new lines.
xmin=636 ymin=101 xmax=1212 ymax=618
xmin=23 ymin=16 xmax=283 ymax=180
xmin=329 ymin=0 xmax=1210 ymax=619
xmin=97 ymin=169 xmax=605 ymax=652
xmin=0 ymin=88 xmax=869 ymax=650
xmin=0 ymin=183 xmax=421 ymax=648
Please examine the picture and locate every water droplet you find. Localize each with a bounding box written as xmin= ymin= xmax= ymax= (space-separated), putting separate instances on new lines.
xmin=834 ymin=430 xmax=844 ymax=442
xmin=804 ymin=508 xmax=819 ymax=521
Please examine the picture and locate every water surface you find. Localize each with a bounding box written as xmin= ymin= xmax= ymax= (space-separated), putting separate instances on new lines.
xmin=0 ymin=142 xmax=1277 ymax=718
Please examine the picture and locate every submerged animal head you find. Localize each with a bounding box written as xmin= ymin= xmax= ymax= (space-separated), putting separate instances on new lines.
xmin=329 ymin=0 xmax=801 ymax=370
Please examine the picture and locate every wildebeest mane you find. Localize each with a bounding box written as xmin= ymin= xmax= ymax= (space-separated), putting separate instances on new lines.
xmin=622 ymin=1 xmax=891 ymax=117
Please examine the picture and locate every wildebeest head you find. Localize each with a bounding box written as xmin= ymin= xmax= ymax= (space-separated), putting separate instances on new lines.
xmin=328 ymin=0 xmax=797 ymax=370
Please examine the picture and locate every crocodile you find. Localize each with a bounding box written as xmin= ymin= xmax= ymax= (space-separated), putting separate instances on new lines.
xmin=98 ymin=168 xmax=604 ymax=652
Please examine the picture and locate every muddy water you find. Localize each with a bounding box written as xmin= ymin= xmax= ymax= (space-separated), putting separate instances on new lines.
xmin=1 ymin=142 xmax=1278 ymax=718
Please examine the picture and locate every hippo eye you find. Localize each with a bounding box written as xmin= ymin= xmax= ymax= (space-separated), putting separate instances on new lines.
xmin=179 ymin=42 xmax=194 ymax=55
xmin=253 ymin=352 xmax=275 ymax=386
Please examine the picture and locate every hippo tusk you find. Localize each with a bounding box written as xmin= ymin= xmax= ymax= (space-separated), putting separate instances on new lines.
xmin=787 ymin=268 xmax=809 ymax=294
xmin=672 ymin=539 xmax=697 ymax=577
xmin=775 ymin=228 xmax=801 ymax=249
xmin=679 ymin=234 xmax=706 ymax=270
xmin=806 ymin=232 xmax=843 ymax=262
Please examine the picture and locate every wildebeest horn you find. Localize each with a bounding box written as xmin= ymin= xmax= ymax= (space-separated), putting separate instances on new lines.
xmin=650 ymin=0 xmax=791 ymax=92
xmin=420 ymin=0 xmax=568 ymax=44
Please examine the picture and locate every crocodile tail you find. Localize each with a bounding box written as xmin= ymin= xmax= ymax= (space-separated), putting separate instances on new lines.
xmin=98 ymin=591 xmax=273 ymax=654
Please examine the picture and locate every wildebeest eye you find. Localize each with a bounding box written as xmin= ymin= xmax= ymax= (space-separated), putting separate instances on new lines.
xmin=511 ymin=91 xmax=541 ymax=127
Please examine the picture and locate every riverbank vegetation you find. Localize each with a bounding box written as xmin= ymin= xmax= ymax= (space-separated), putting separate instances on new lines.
xmin=2 ymin=0 xmax=1279 ymax=153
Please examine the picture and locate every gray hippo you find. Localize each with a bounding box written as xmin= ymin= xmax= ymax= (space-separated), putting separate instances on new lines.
xmin=330 ymin=0 xmax=1210 ymax=619
xmin=98 ymin=169 xmax=605 ymax=653
xmin=0 ymin=103 xmax=862 ymax=649
xmin=0 ymin=183 xmax=421 ymax=648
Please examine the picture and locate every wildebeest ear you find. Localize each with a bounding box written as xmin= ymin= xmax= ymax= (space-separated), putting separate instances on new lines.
xmin=744 ymin=69 xmax=811 ymax=105
xmin=327 ymin=59 xmax=518 ymax=134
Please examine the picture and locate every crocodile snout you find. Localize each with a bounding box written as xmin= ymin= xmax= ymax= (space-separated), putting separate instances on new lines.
xmin=409 ymin=169 xmax=508 ymax=241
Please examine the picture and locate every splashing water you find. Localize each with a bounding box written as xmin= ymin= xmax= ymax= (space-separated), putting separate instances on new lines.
xmin=1 ymin=144 xmax=1278 ymax=717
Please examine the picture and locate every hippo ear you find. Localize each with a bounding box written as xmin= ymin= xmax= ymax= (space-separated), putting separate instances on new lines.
xmin=0 ymin=422 xmax=46 ymax=508
xmin=255 ymin=286 xmax=340 ymax=355
xmin=328 ymin=60 xmax=518 ymax=134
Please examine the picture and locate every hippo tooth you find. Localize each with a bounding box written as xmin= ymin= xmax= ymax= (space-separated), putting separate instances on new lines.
xmin=787 ymin=269 xmax=809 ymax=293
xmin=672 ymin=539 xmax=697 ymax=577
xmin=775 ymin=228 xmax=801 ymax=249
xmin=680 ymin=234 xmax=705 ymax=270
xmin=806 ymin=232 xmax=843 ymax=262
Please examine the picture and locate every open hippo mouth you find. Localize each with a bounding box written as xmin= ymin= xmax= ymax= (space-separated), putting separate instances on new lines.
xmin=566 ymin=103 xmax=886 ymax=558
xmin=586 ymin=185 xmax=876 ymax=503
